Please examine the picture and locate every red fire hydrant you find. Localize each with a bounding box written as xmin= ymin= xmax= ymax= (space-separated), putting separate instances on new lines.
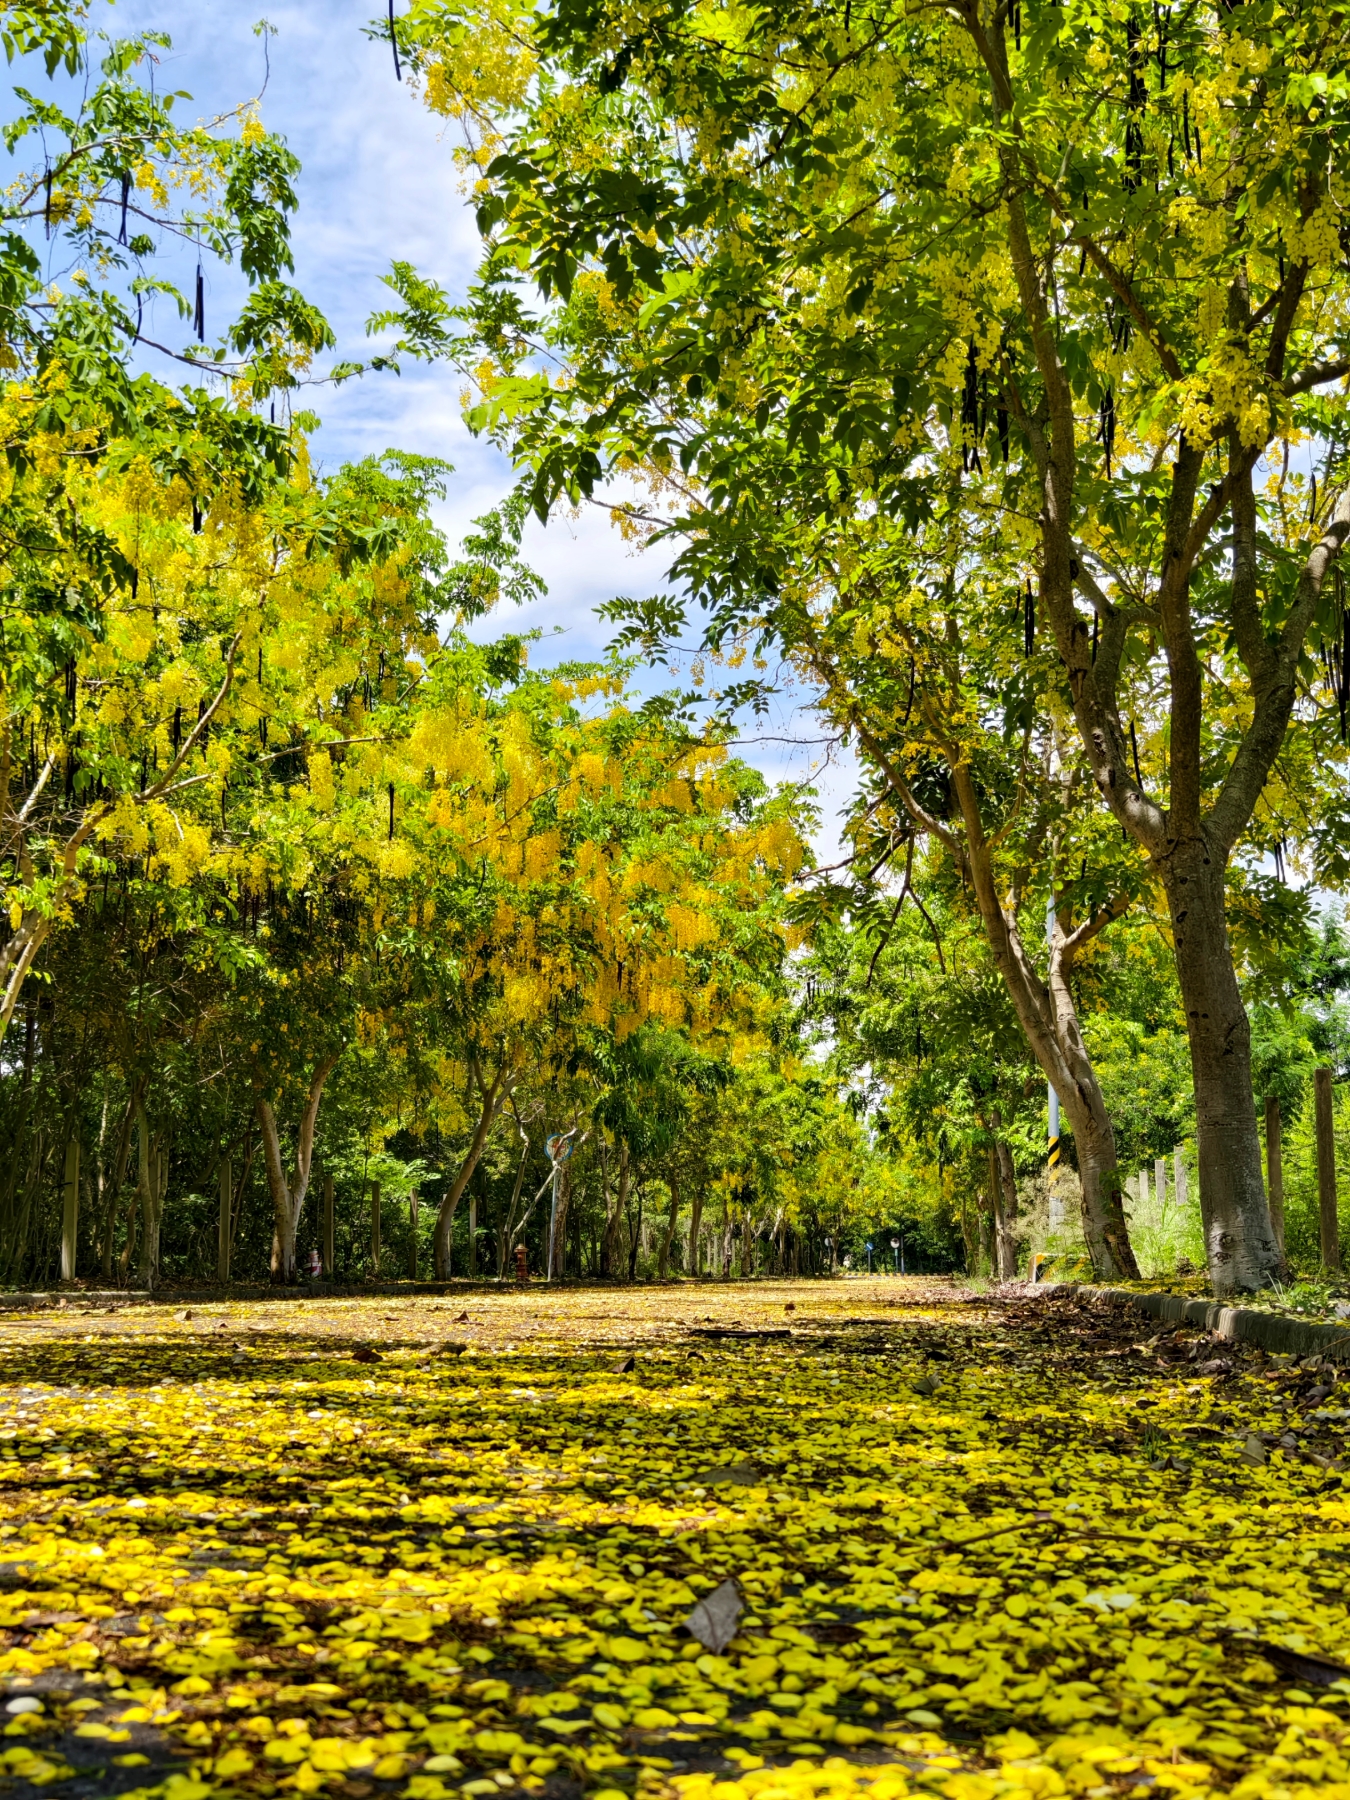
xmin=514 ymin=1244 xmax=528 ymax=1283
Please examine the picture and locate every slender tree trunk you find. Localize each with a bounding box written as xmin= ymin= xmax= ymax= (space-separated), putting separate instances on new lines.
xmin=135 ymin=1106 xmax=164 ymax=1291
xmin=605 ymin=1142 xmax=630 ymax=1279
xmin=627 ymin=1181 xmax=643 ymax=1280
xmin=1265 ymin=1095 xmax=1285 ymax=1258
xmin=1316 ymin=1066 xmax=1340 ymax=1272
xmin=987 ymin=1116 xmax=1019 ymax=1279
xmin=549 ymin=1161 xmax=573 ymax=1279
xmin=257 ymin=1055 xmax=338 ymax=1285
xmin=497 ymin=1136 xmax=531 ymax=1277
xmin=1161 ymin=850 xmax=1280 ymax=1290
xmin=659 ymin=1169 xmax=680 ymax=1278
xmin=688 ymin=1184 xmax=703 ymax=1277
xmin=860 ymin=735 xmax=1138 ymax=1280
xmin=101 ymin=1088 xmax=137 ymax=1282
xmin=959 ymin=1183 xmax=979 ymax=1276
xmin=980 ymin=1187 xmax=995 ymax=1276
xmin=433 ymin=1066 xmax=508 ymax=1280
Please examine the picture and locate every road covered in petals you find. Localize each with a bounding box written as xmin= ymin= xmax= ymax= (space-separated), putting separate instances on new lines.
xmin=0 ymin=1280 xmax=1345 ymax=1800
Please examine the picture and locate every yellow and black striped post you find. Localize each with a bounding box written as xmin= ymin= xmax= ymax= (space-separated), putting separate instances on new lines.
xmin=1048 ymin=1135 xmax=1062 ymax=1169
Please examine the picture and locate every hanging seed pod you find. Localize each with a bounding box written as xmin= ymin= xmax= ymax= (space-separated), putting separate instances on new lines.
xmin=171 ymin=705 xmax=182 ymax=753
xmin=43 ymin=165 xmax=51 ymax=235
xmin=960 ymin=341 xmax=983 ymax=474
xmin=64 ymin=659 xmax=76 ymax=714
xmin=1123 ymin=15 xmax=1146 ymax=192
xmin=388 ymin=783 xmax=396 ymax=840
xmin=996 ymin=406 xmax=1010 ymax=463
xmin=1130 ymin=720 xmax=1144 ymax=788
xmin=118 ymin=173 xmax=130 ymax=245
xmin=194 ymin=262 xmax=205 ymax=340
xmin=1098 ymin=385 xmax=1116 ymax=477
xmin=260 ymin=716 xmax=268 ymax=750
xmin=389 ymin=0 xmax=402 ymax=79
xmin=192 ymin=502 xmax=202 ymax=533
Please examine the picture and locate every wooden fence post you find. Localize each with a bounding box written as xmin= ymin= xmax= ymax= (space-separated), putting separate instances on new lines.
xmin=1316 ymin=1067 xmax=1340 ymax=1270
xmin=1265 ymin=1095 xmax=1286 ymax=1257
xmin=60 ymin=1138 xmax=80 ymax=1281
xmin=370 ymin=1179 xmax=381 ymax=1277
xmin=218 ymin=1156 xmax=232 ymax=1282
xmin=323 ymin=1174 xmax=335 ymax=1279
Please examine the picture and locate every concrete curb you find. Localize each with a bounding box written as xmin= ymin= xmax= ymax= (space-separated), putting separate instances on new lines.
xmin=1085 ymin=1284 xmax=1350 ymax=1361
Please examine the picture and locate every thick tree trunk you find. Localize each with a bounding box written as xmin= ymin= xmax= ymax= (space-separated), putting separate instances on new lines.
xmin=1161 ymin=847 xmax=1280 ymax=1292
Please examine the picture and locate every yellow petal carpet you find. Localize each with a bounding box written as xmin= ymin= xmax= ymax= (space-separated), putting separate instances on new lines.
xmin=0 ymin=1281 xmax=1345 ymax=1800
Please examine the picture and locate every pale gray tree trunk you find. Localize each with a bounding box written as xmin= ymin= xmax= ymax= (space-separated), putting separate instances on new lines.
xmin=257 ymin=1055 xmax=338 ymax=1284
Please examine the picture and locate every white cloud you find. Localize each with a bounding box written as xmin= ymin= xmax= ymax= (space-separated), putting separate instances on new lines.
xmin=48 ymin=0 xmax=858 ymax=851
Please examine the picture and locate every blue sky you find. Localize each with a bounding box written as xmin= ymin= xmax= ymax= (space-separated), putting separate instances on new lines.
xmin=30 ymin=0 xmax=859 ymax=853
